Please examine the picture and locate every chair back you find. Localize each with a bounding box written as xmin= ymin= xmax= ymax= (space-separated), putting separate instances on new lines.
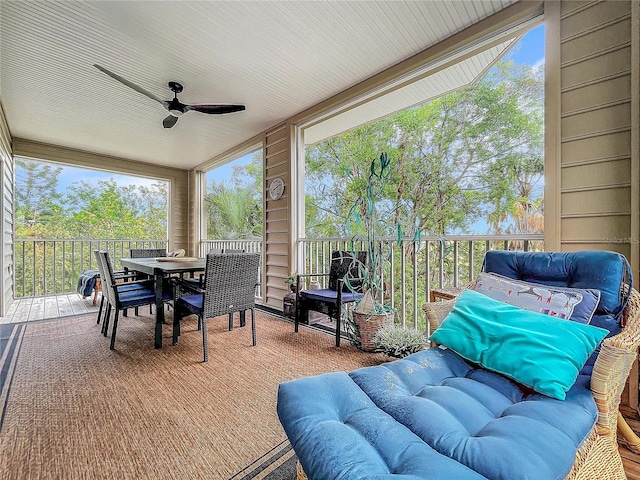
xmin=93 ymin=250 xmax=109 ymax=297
xmin=129 ymin=248 xmax=167 ymax=258
xmin=98 ymin=250 xmax=120 ymax=307
xmin=328 ymin=250 xmax=367 ymax=292
xmin=202 ymin=253 xmax=260 ymax=318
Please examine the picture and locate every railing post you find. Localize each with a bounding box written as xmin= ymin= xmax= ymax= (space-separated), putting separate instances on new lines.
xmin=453 ymin=241 xmax=459 ymax=287
xmin=412 ymin=240 xmax=418 ymax=330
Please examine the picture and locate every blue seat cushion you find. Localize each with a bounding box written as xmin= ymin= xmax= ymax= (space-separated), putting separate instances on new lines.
xmin=278 ymin=348 xmax=598 ymax=480
xmin=483 ymin=250 xmax=630 ymax=318
xmin=116 ymin=280 xmax=153 ymax=293
xmin=349 ymin=349 xmax=598 ymax=480
xmin=299 ymin=288 xmax=363 ymax=303
xmin=277 ymin=371 xmax=487 ymax=479
xmin=178 ymin=293 xmax=203 ymax=315
xmin=118 ymin=288 xmax=171 ymax=309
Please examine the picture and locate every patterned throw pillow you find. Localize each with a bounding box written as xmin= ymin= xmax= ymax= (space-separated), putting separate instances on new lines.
xmin=473 ymin=272 xmax=601 ymax=324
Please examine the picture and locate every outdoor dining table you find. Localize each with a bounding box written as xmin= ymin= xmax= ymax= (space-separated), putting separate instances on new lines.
xmin=120 ymin=256 xmax=206 ymax=349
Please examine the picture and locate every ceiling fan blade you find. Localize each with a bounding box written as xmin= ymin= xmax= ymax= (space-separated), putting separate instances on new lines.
xmin=94 ymin=64 xmax=164 ymax=105
xmin=162 ymin=115 xmax=179 ymax=129
xmin=186 ymin=104 xmax=246 ymax=115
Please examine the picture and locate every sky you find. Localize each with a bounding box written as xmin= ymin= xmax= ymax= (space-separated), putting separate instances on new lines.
xmin=46 ymin=24 xmax=545 ymax=193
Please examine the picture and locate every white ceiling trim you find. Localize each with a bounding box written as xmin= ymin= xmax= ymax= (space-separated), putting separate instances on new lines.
xmin=303 ymin=40 xmax=516 ymax=146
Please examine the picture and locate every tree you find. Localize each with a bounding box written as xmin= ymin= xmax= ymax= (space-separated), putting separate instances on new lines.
xmin=305 ymin=59 xmax=544 ymax=238
xmin=205 ymin=151 xmax=263 ymax=239
xmin=63 ymin=179 xmax=166 ymax=239
xmin=15 ymin=158 xmax=63 ymax=237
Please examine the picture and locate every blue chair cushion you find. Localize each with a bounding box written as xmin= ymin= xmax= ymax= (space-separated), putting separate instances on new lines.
xmin=116 ymin=280 xmax=153 ymax=293
xmin=277 ymin=371 xmax=487 ymax=480
xmin=178 ymin=293 xmax=204 ymax=315
xmin=278 ymin=348 xmax=599 ymax=480
xmin=350 ymin=349 xmax=598 ymax=480
xmin=299 ymin=288 xmax=363 ymax=303
xmin=483 ymin=250 xmax=630 ymax=318
xmin=118 ymin=288 xmax=171 ymax=309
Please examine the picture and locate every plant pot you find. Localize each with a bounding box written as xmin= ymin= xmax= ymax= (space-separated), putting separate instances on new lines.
xmin=351 ymin=310 xmax=394 ymax=352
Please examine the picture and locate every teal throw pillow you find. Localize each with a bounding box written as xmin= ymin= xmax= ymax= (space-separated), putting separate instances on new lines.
xmin=429 ymin=289 xmax=608 ymax=400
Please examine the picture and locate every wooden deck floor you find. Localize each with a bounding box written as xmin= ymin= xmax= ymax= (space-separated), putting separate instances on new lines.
xmin=621 ymin=417 xmax=640 ymax=479
xmin=0 ymin=292 xmax=99 ymax=324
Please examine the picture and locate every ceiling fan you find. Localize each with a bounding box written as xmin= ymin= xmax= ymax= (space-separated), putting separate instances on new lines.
xmin=94 ymin=64 xmax=245 ymax=129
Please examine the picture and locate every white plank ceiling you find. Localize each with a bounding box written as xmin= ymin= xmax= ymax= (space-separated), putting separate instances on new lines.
xmin=0 ymin=0 xmax=517 ymax=170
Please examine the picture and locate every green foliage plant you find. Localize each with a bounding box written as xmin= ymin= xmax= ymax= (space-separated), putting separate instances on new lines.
xmin=372 ymin=324 xmax=426 ymax=358
xmin=345 ymin=152 xmax=420 ymax=316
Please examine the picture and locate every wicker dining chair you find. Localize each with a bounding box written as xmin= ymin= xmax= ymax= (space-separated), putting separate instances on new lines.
xmin=127 ymin=248 xmax=169 ymax=312
xmin=129 ymin=248 xmax=167 ymax=258
xmin=98 ymin=250 xmax=172 ymax=350
xmin=93 ymin=249 xmax=147 ymax=328
xmin=172 ymin=252 xmax=260 ymax=362
xmin=182 ymin=248 xmax=245 ymax=290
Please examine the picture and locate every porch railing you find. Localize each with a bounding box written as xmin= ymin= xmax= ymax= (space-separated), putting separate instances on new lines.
xmin=299 ymin=234 xmax=544 ymax=331
xmin=15 ymin=235 xmax=543 ymax=329
xmin=15 ymin=239 xmax=168 ymax=298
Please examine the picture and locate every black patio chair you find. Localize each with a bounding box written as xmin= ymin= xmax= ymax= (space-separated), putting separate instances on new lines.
xmin=172 ymin=252 xmax=260 ymax=362
xmin=295 ymin=250 xmax=367 ymax=347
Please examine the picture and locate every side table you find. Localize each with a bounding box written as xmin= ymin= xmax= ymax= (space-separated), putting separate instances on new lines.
xmin=429 ymin=287 xmax=463 ymax=303
xmin=283 ymin=291 xmax=297 ymax=318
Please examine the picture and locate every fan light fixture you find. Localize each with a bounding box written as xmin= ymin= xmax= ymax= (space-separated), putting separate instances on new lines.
xmin=93 ymin=64 xmax=245 ymax=129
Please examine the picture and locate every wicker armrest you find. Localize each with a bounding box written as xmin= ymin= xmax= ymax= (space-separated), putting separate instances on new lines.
xmin=590 ymin=289 xmax=640 ymax=438
xmin=109 ymin=278 xmax=151 ymax=288
xmin=422 ymin=299 xmax=457 ymax=337
xmin=113 ymin=271 xmax=138 ymax=281
xmin=422 ymin=283 xmax=474 ymax=337
xmin=171 ymin=277 xmax=205 ymax=295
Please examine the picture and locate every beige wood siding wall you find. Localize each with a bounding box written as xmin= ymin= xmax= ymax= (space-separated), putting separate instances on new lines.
xmin=263 ymin=124 xmax=290 ymax=309
xmin=11 ymin=138 xmax=190 ymax=252
xmin=547 ymin=0 xmax=639 ymax=416
xmin=0 ymin=103 xmax=14 ymax=314
xmin=550 ymin=1 xmax=638 ymax=272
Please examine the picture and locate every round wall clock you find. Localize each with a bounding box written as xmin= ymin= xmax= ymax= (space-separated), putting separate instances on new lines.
xmin=269 ymin=177 xmax=285 ymax=200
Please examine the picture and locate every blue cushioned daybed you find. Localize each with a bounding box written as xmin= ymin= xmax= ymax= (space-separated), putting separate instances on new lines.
xmin=277 ymin=251 xmax=640 ymax=480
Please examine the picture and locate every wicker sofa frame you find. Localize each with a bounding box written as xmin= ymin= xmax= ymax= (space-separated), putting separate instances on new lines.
xmin=422 ymin=286 xmax=640 ymax=479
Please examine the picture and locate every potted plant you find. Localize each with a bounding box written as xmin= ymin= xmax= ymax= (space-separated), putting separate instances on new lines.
xmin=344 ymin=152 xmax=420 ymax=351
xmin=284 ymin=273 xmax=298 ymax=292
xmin=372 ymin=325 xmax=427 ymax=359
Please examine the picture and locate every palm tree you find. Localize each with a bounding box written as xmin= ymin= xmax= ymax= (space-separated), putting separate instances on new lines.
xmin=205 ymin=182 xmax=262 ymax=239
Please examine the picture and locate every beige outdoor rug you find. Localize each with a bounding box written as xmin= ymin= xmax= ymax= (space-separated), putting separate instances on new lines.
xmin=0 ymin=308 xmax=384 ymax=479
